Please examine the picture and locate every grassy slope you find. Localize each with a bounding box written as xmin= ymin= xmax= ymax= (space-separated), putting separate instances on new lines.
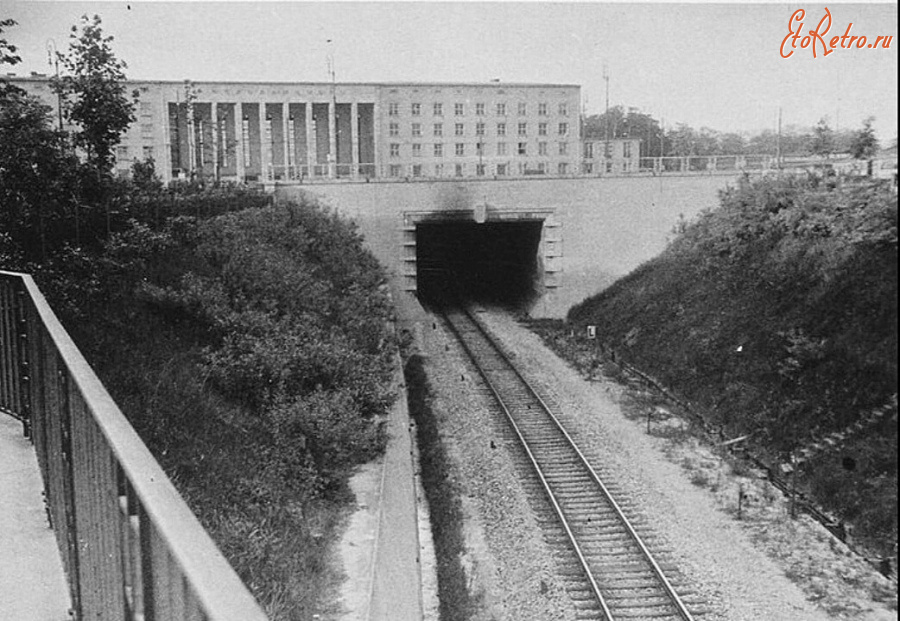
xmin=567 ymin=174 xmax=897 ymax=553
xmin=38 ymin=198 xmax=396 ymax=620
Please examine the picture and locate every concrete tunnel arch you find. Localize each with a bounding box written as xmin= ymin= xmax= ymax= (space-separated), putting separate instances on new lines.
xmin=400 ymin=208 xmax=562 ymax=309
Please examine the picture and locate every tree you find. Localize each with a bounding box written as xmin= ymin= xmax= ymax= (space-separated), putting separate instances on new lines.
xmin=810 ymin=117 xmax=835 ymax=159
xmin=668 ymin=123 xmax=699 ymax=156
xmin=1 ymin=19 xmax=82 ymax=262
xmin=583 ymin=106 xmax=665 ymax=157
xmin=1 ymin=18 xmax=23 ymax=98
xmin=719 ymin=132 xmax=747 ymax=156
xmin=850 ymin=117 xmax=879 ymax=176
xmin=52 ymin=14 xmax=136 ymax=175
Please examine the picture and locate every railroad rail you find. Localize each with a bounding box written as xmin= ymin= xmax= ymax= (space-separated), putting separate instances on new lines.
xmin=441 ymin=305 xmax=696 ymax=621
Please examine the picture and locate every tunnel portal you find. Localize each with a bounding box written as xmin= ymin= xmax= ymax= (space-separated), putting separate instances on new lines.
xmin=415 ymin=219 xmax=544 ymax=309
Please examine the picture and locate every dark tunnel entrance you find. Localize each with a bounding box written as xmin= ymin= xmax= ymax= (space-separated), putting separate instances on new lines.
xmin=415 ymin=219 xmax=544 ymax=309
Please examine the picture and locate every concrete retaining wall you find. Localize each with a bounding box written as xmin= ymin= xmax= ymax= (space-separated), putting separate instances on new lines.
xmin=277 ymin=174 xmax=739 ymax=318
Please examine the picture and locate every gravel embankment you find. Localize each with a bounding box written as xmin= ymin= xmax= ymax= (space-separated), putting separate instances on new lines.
xmin=473 ymin=308 xmax=897 ymax=621
xmin=414 ymin=319 xmax=576 ymax=621
xmin=409 ymin=305 xmax=896 ymax=621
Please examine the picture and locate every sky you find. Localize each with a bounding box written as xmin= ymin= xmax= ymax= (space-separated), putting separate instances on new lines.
xmin=4 ymin=1 xmax=898 ymax=142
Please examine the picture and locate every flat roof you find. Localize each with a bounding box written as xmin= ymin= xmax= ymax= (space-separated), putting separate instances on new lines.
xmin=6 ymin=75 xmax=579 ymax=89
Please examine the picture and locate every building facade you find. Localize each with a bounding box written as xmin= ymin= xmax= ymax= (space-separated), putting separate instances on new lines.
xmin=582 ymin=138 xmax=641 ymax=175
xmin=10 ymin=75 xmax=643 ymax=183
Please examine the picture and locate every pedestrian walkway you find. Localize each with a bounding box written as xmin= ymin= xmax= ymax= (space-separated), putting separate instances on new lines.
xmin=0 ymin=413 xmax=71 ymax=621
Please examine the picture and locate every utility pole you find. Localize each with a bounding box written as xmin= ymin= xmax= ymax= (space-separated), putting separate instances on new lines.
xmin=46 ymin=39 xmax=63 ymax=132
xmin=327 ymin=39 xmax=337 ymax=177
xmin=603 ymin=63 xmax=610 ymax=144
xmin=776 ymin=107 xmax=783 ymax=171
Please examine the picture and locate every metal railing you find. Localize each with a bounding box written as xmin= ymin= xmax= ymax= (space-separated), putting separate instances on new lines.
xmin=253 ymin=155 xmax=773 ymax=184
xmin=0 ymin=271 xmax=269 ymax=621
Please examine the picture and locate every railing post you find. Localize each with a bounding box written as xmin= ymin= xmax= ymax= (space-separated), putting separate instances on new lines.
xmin=16 ymin=285 xmax=32 ymax=438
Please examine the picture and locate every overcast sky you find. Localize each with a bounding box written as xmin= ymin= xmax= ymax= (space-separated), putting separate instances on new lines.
xmin=4 ymin=1 xmax=898 ymax=141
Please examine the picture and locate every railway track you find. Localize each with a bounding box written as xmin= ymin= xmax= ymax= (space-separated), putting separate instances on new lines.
xmin=441 ymin=306 xmax=698 ymax=621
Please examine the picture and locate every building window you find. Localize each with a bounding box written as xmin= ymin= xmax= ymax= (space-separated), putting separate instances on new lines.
xmin=476 ymin=142 xmax=484 ymax=156
xmin=143 ymin=146 xmax=154 ymax=160
xmin=623 ymin=141 xmax=633 ymax=158
xmin=559 ymin=142 xmax=568 ymax=155
xmin=558 ymin=102 xmax=568 ymax=116
xmin=455 ymin=103 xmax=464 ymax=116
xmin=140 ymin=123 xmax=153 ymax=138
xmin=496 ymin=163 xmax=507 ymax=176
xmin=434 ymin=143 xmax=444 ymax=157
xmin=455 ymin=123 xmax=464 ymax=137
xmin=583 ymin=162 xmax=594 ymax=174
xmin=584 ymin=142 xmax=594 ymax=159
xmin=412 ymin=143 xmax=422 ymax=157
xmin=606 ymin=160 xmax=613 ymax=173
xmin=412 ymin=123 xmax=422 ymax=137
xmin=475 ymin=103 xmax=485 ymax=116
xmin=558 ymin=122 xmax=568 ymax=136
xmin=388 ymin=102 xmax=399 ymax=116
xmin=476 ymin=163 xmax=486 ymax=176
xmin=412 ymin=164 xmax=423 ymax=177
xmin=116 ymin=145 xmax=129 ymax=160
xmin=518 ymin=122 xmax=527 ymax=136
xmin=518 ymin=162 xmax=527 ymax=175
xmin=390 ymin=143 xmax=400 ymax=157
xmin=497 ymin=123 xmax=506 ymax=136
xmin=517 ymin=102 xmax=527 ymax=115
xmin=390 ymin=164 xmax=402 ymax=177
xmin=604 ymin=142 xmax=612 ymax=158
xmin=475 ymin=122 xmax=485 ymax=136
xmin=433 ymin=102 xmax=443 ymax=116
xmin=455 ymin=163 xmax=464 ymax=177
xmin=435 ymin=163 xmax=444 ymax=177
xmin=434 ymin=123 xmax=443 ymax=137
xmin=455 ymin=143 xmax=465 ymax=156
xmin=389 ymin=122 xmax=399 ymax=136
xmin=496 ymin=102 xmax=506 ymax=116
xmin=538 ymin=142 xmax=548 ymax=156
xmin=411 ymin=103 xmax=421 ymax=116
xmin=538 ymin=162 xmax=547 ymax=174
xmin=497 ymin=142 xmax=507 ymax=156
xmin=538 ymin=102 xmax=548 ymax=116
xmin=538 ymin=122 xmax=548 ymax=136
xmin=517 ymin=142 xmax=527 ymax=155
xmin=558 ymin=162 xmax=568 ymax=175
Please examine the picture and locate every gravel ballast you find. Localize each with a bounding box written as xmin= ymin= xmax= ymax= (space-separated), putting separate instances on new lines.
xmin=413 ymin=307 xmax=897 ymax=621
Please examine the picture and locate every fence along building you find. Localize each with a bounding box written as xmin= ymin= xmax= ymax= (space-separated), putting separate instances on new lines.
xmin=10 ymin=75 xmax=591 ymax=184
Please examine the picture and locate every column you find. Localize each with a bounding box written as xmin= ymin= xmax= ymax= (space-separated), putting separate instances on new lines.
xmin=305 ymin=102 xmax=315 ymax=178
xmin=328 ymin=100 xmax=337 ymax=178
xmin=211 ymin=101 xmax=219 ymax=181
xmin=259 ymin=102 xmax=269 ymax=181
xmin=282 ymin=102 xmax=291 ymax=180
xmin=351 ymin=101 xmax=359 ymax=178
xmin=160 ymin=88 xmax=173 ymax=184
xmin=372 ymin=102 xmax=380 ymax=177
xmin=235 ymin=102 xmax=245 ymax=182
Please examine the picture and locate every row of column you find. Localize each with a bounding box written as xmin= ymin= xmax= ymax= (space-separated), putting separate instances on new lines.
xmin=186 ymin=101 xmax=365 ymax=181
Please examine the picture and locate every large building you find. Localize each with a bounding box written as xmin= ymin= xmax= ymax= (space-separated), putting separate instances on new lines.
xmin=10 ymin=75 xmax=642 ymax=184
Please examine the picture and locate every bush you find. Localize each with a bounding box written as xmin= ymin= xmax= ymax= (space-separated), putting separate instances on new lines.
xmin=33 ymin=192 xmax=396 ymax=618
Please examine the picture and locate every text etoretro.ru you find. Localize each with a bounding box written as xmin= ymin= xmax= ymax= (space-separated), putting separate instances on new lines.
xmin=780 ymin=8 xmax=894 ymax=59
